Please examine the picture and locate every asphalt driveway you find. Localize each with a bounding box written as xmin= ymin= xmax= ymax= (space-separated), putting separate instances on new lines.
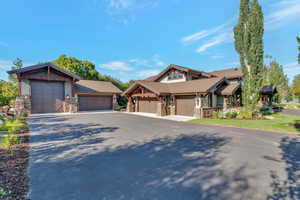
xmin=282 ymin=109 xmax=300 ymax=117
xmin=27 ymin=112 xmax=300 ymax=200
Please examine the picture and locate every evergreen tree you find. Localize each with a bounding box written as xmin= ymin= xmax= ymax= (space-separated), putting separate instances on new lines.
xmin=9 ymin=58 xmax=23 ymax=84
xmin=234 ymin=0 xmax=264 ymax=110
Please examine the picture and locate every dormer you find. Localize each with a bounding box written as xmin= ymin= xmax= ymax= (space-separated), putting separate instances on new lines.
xmin=146 ymin=64 xmax=214 ymax=83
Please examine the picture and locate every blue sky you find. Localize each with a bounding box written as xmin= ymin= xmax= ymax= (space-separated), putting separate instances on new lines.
xmin=0 ymin=0 xmax=299 ymax=82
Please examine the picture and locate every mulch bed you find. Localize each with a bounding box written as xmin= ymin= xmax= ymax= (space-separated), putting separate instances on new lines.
xmin=0 ymin=132 xmax=29 ymax=200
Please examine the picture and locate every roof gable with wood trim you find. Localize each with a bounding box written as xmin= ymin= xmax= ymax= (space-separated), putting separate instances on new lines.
xmin=7 ymin=63 xmax=81 ymax=81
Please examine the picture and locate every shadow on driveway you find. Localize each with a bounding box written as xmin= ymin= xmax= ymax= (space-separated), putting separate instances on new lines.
xmin=28 ymin=132 xmax=258 ymax=200
xmin=268 ymin=136 xmax=300 ymax=200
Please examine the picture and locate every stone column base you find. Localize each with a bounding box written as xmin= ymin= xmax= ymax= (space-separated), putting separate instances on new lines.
xmin=15 ymin=96 xmax=31 ymax=116
xmin=157 ymin=102 xmax=167 ymax=116
xmin=194 ymin=107 xmax=200 ymax=118
xmin=170 ymin=105 xmax=176 ymax=115
xmin=112 ymin=94 xmax=119 ymax=110
xmin=64 ymin=97 xmax=78 ymax=113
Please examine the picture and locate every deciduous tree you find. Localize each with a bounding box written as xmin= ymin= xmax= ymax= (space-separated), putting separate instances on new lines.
xmin=52 ymin=55 xmax=100 ymax=80
xmin=265 ymin=60 xmax=291 ymax=102
xmin=234 ymin=0 xmax=264 ymax=110
xmin=292 ymin=75 xmax=300 ymax=102
xmin=0 ymin=80 xmax=17 ymax=106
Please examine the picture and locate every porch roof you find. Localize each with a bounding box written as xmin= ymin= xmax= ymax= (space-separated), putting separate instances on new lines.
xmin=215 ymin=82 xmax=240 ymax=96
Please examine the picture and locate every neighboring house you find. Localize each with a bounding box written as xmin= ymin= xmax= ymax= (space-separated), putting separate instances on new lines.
xmin=7 ymin=63 xmax=122 ymax=114
xmin=123 ymin=64 xmax=242 ymax=118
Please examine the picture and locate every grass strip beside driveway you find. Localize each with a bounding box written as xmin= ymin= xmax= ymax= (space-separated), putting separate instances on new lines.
xmin=190 ymin=113 xmax=300 ymax=134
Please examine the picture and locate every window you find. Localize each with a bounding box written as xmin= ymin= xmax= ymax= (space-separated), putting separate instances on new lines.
xmin=168 ymin=70 xmax=184 ymax=80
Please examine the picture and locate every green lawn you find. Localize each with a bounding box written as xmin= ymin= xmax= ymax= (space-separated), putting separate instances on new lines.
xmin=190 ymin=113 xmax=300 ymax=134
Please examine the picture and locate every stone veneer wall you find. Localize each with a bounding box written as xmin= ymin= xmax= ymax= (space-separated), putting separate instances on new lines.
xmin=15 ymin=96 xmax=31 ymax=115
xmin=63 ymin=97 xmax=78 ymax=113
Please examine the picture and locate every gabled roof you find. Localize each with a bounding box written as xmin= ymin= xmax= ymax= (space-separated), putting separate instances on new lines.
xmin=215 ymin=82 xmax=241 ymax=96
xmin=209 ymin=68 xmax=242 ymax=80
xmin=261 ymin=85 xmax=277 ymax=95
xmin=147 ymin=64 xmax=213 ymax=82
xmin=123 ymin=76 xmax=225 ymax=96
xmin=75 ymin=80 xmax=122 ymax=94
xmin=7 ymin=63 xmax=81 ymax=81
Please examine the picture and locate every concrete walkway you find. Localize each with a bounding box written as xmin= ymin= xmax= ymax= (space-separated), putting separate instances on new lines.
xmin=27 ymin=112 xmax=300 ymax=200
xmin=125 ymin=112 xmax=196 ymax=121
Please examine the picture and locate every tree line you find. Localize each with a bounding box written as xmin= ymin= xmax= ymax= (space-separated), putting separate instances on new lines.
xmin=234 ymin=0 xmax=300 ymax=107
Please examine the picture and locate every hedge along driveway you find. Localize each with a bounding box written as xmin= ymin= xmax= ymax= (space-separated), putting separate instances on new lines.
xmin=27 ymin=112 xmax=299 ymax=200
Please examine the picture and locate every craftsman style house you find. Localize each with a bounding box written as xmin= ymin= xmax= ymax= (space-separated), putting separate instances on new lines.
xmin=123 ymin=64 xmax=242 ymax=118
xmin=8 ymin=63 xmax=122 ymax=114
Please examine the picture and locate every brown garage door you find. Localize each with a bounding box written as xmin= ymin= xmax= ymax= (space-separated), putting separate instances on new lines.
xmin=79 ymin=95 xmax=112 ymax=111
xmin=31 ymin=81 xmax=65 ymax=114
xmin=176 ymin=96 xmax=195 ymax=116
xmin=138 ymin=98 xmax=158 ymax=113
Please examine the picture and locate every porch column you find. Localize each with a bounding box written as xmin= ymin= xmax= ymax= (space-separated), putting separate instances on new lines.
xmin=112 ymin=94 xmax=118 ymax=110
xmin=135 ymin=97 xmax=139 ymax=112
xmin=170 ymin=95 xmax=176 ymax=115
xmin=157 ymin=96 xmax=166 ymax=116
xmin=194 ymin=94 xmax=202 ymax=118
xmin=223 ymin=96 xmax=228 ymax=111
xmin=126 ymin=97 xmax=134 ymax=112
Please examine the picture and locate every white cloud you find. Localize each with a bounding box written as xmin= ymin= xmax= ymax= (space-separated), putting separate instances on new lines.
xmin=211 ymin=55 xmax=224 ymax=59
xmin=106 ymin=0 xmax=134 ymax=10
xmin=283 ymin=62 xmax=300 ymax=81
xmin=181 ymin=22 xmax=229 ymax=45
xmin=99 ymin=61 xmax=133 ymax=71
xmin=129 ymin=54 xmax=166 ymax=67
xmin=129 ymin=58 xmax=149 ymax=66
xmin=225 ymin=61 xmax=240 ymax=66
xmin=152 ymin=54 xmax=165 ymax=67
xmin=136 ymin=69 xmax=160 ymax=77
xmin=0 ymin=60 xmax=12 ymax=69
xmin=196 ymin=32 xmax=233 ymax=53
xmin=285 ymin=62 xmax=299 ymax=68
xmin=266 ymin=0 xmax=300 ymax=30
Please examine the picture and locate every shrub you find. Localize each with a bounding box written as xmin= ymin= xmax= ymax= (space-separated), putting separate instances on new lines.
xmin=0 ymin=187 xmax=7 ymax=196
xmin=225 ymin=111 xmax=238 ymax=119
xmin=212 ymin=111 xmax=223 ymax=119
xmin=0 ymin=134 xmax=20 ymax=150
xmin=237 ymin=109 xmax=253 ymax=119
xmin=260 ymin=107 xmax=273 ymax=116
xmin=114 ymin=105 xmax=126 ymax=111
